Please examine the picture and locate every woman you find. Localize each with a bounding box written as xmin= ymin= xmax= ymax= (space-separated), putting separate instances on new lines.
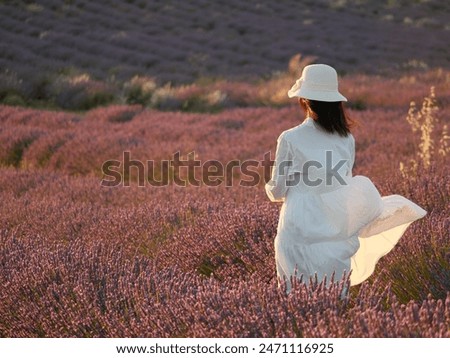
xmin=265 ymin=64 xmax=426 ymax=292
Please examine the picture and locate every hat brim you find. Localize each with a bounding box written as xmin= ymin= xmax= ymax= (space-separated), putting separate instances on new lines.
xmin=288 ymin=87 xmax=347 ymax=102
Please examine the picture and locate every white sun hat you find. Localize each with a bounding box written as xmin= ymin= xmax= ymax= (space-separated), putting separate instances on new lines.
xmin=288 ymin=64 xmax=347 ymax=102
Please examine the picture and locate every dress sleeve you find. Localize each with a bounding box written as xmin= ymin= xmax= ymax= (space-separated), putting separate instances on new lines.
xmin=347 ymin=134 xmax=355 ymax=177
xmin=265 ymin=133 xmax=293 ymax=202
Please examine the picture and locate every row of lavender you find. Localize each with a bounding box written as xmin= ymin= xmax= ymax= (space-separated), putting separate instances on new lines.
xmin=0 ymin=168 xmax=448 ymax=336
xmin=1 ymin=0 xmax=447 ymax=82
xmin=1 ymin=0 xmax=449 ymax=110
xmin=1 ymin=78 xmax=449 ymax=176
xmin=0 ymin=99 xmax=448 ymax=336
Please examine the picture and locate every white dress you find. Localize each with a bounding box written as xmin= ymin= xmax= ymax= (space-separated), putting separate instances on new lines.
xmin=265 ymin=117 xmax=426 ymax=289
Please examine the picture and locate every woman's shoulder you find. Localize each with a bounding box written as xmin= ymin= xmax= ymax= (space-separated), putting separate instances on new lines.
xmin=347 ymin=131 xmax=355 ymax=142
xmin=278 ymin=126 xmax=300 ymax=141
xmin=279 ymin=118 xmax=311 ymax=135
xmin=279 ymin=118 xmax=355 ymax=144
xmin=279 ymin=118 xmax=320 ymax=142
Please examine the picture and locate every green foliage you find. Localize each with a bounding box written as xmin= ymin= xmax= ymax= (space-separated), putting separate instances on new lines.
xmin=347 ymin=98 xmax=367 ymax=111
xmin=2 ymin=93 xmax=26 ymax=107
xmin=123 ymin=76 xmax=157 ymax=106
xmin=2 ymin=138 xmax=34 ymax=167
xmin=52 ymin=75 xmax=117 ymax=110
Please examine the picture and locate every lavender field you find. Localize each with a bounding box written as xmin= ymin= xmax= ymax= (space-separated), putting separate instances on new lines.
xmin=0 ymin=72 xmax=449 ymax=336
xmin=1 ymin=0 xmax=449 ymax=110
xmin=1 ymin=0 xmax=448 ymax=81
xmin=0 ymin=0 xmax=449 ymax=339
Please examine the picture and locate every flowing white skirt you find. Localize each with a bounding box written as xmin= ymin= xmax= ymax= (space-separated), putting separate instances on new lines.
xmin=274 ymin=175 xmax=427 ymax=289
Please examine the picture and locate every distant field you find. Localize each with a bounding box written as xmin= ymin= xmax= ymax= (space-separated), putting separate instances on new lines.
xmin=0 ymin=0 xmax=449 ymax=85
xmin=1 ymin=0 xmax=449 ymax=111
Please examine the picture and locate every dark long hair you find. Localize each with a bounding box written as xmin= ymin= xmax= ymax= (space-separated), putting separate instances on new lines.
xmin=299 ymin=98 xmax=353 ymax=137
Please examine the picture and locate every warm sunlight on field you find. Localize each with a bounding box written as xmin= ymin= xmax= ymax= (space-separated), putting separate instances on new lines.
xmin=0 ymin=80 xmax=448 ymax=336
xmin=0 ymin=0 xmax=449 ymax=339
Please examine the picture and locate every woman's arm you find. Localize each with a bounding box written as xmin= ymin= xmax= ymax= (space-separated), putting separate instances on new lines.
xmin=265 ymin=132 xmax=292 ymax=202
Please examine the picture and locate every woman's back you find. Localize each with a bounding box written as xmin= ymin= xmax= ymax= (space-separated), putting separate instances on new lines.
xmin=266 ymin=117 xmax=355 ymax=201
xmin=282 ymin=117 xmax=355 ymax=194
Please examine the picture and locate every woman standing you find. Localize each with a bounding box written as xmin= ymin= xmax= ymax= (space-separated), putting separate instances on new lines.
xmin=265 ymin=64 xmax=426 ymax=291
